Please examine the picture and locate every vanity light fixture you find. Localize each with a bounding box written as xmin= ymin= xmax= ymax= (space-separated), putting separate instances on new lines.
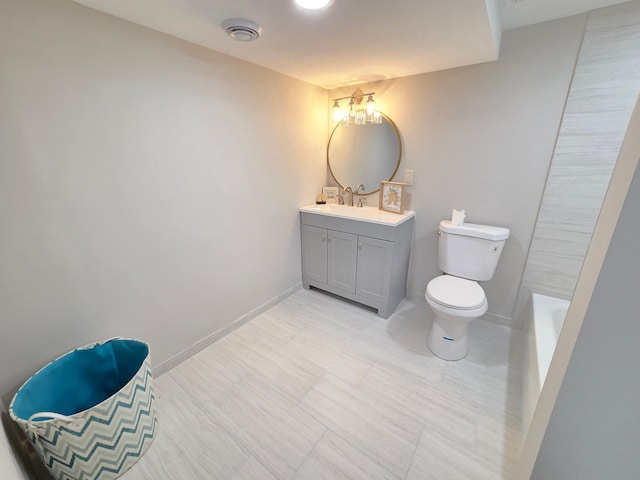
xmin=331 ymin=89 xmax=382 ymax=126
xmin=294 ymin=0 xmax=334 ymax=10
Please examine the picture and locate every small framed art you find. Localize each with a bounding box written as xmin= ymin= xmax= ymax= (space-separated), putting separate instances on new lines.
xmin=379 ymin=181 xmax=406 ymax=214
xmin=322 ymin=186 xmax=340 ymax=204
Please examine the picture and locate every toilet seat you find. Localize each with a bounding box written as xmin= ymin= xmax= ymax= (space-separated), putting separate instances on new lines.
xmin=426 ymin=275 xmax=486 ymax=310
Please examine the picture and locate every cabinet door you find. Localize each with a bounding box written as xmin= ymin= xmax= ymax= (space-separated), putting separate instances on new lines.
xmin=356 ymin=236 xmax=393 ymax=301
xmin=302 ymin=225 xmax=327 ymax=284
xmin=327 ymin=229 xmax=358 ymax=293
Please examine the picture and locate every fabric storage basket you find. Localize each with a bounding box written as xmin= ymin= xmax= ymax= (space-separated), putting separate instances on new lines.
xmin=9 ymin=338 xmax=157 ymax=480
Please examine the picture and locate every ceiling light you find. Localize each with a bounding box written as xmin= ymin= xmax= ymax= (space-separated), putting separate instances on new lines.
xmin=294 ymin=0 xmax=334 ymax=10
xmin=221 ymin=18 xmax=262 ymax=42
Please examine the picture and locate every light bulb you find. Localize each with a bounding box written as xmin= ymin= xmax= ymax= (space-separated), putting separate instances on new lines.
xmin=332 ymin=100 xmax=345 ymax=122
xmin=366 ymin=95 xmax=375 ymax=116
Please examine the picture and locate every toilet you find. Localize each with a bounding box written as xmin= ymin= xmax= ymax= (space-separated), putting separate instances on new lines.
xmin=425 ymin=220 xmax=510 ymax=360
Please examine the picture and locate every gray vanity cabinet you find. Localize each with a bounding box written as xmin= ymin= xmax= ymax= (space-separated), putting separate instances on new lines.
xmin=301 ymin=225 xmax=328 ymax=284
xmin=355 ymin=235 xmax=393 ymax=302
xmin=301 ymin=225 xmax=358 ymax=292
xmin=327 ymin=230 xmax=358 ymax=292
xmin=300 ymin=211 xmax=414 ymax=319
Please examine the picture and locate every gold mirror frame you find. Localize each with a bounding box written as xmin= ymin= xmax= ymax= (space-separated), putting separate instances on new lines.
xmin=327 ymin=112 xmax=402 ymax=196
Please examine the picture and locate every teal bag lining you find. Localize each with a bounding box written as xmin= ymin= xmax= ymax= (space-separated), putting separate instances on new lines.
xmin=12 ymin=339 xmax=149 ymax=421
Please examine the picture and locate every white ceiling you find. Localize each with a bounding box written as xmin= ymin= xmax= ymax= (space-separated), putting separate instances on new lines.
xmin=72 ymin=0 xmax=629 ymax=89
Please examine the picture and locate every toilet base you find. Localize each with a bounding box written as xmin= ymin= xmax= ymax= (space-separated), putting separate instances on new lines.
xmin=427 ymin=318 xmax=469 ymax=361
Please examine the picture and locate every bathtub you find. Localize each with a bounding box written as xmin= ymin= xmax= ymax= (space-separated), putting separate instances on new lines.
xmin=522 ymin=293 xmax=570 ymax=433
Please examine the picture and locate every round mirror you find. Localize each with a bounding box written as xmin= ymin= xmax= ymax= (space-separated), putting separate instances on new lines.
xmin=327 ymin=113 xmax=402 ymax=195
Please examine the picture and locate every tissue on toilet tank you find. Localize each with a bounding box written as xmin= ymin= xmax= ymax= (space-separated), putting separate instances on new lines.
xmin=451 ymin=209 xmax=466 ymax=226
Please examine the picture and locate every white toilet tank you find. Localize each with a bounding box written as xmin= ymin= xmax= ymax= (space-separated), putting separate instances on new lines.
xmin=438 ymin=220 xmax=510 ymax=281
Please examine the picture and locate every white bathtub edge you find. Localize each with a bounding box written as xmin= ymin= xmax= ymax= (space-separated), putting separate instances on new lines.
xmin=522 ymin=293 xmax=570 ymax=438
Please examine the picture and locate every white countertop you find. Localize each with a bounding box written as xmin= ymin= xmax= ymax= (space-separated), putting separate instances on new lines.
xmin=300 ymin=204 xmax=415 ymax=226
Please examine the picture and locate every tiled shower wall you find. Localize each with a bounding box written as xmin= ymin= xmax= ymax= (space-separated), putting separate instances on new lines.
xmin=515 ymin=1 xmax=640 ymax=325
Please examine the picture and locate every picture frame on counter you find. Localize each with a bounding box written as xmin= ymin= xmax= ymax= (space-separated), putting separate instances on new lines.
xmin=379 ymin=181 xmax=406 ymax=214
xmin=322 ymin=186 xmax=340 ymax=204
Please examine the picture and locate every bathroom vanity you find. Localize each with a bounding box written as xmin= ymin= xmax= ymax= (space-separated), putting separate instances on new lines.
xmin=300 ymin=204 xmax=414 ymax=318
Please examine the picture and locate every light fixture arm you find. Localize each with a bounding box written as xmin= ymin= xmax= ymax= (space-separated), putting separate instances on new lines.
xmin=331 ymin=91 xmax=376 ymax=104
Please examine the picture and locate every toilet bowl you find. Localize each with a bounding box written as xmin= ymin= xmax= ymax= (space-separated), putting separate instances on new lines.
xmin=425 ymin=275 xmax=488 ymax=360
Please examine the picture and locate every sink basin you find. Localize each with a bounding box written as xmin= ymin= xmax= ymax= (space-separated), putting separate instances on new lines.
xmin=299 ymin=204 xmax=415 ymax=226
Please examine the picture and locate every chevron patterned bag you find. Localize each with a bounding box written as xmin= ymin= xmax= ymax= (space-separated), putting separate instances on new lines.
xmin=9 ymin=338 xmax=157 ymax=480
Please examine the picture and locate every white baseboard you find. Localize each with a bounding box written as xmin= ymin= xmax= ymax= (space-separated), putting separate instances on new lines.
xmin=482 ymin=312 xmax=512 ymax=326
xmin=153 ymin=283 xmax=302 ymax=377
xmin=406 ymin=289 xmax=427 ymax=304
xmin=1 ymin=399 xmax=38 ymax=480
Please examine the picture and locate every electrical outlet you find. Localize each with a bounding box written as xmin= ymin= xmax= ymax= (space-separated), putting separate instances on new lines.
xmin=403 ymin=169 xmax=414 ymax=185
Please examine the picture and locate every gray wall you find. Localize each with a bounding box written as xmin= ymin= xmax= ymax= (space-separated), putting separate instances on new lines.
xmin=517 ymin=1 xmax=640 ymax=321
xmin=531 ymin=138 xmax=640 ymax=479
xmin=0 ymin=0 xmax=327 ymax=399
xmin=330 ymin=15 xmax=586 ymax=323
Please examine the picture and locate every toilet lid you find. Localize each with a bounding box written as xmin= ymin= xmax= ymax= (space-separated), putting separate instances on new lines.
xmin=426 ymin=275 xmax=486 ymax=310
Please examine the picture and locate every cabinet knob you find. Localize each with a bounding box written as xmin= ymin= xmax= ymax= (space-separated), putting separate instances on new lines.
xmin=322 ymin=235 xmax=327 ymax=240
xmin=358 ymin=243 xmax=363 ymax=248
xmin=327 ymin=236 xmax=332 ymax=241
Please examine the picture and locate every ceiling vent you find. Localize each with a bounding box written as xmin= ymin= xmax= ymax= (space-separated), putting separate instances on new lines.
xmin=222 ymin=19 xmax=262 ymax=42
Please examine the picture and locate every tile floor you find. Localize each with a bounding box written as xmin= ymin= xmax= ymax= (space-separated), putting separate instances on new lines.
xmin=121 ymin=288 xmax=523 ymax=480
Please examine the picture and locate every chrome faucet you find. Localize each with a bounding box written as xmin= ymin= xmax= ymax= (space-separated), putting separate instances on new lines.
xmin=343 ymin=186 xmax=353 ymax=206
xmin=355 ymin=184 xmax=365 ymax=207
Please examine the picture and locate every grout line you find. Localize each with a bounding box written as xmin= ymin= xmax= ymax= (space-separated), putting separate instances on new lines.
xmin=402 ymin=423 xmax=425 ymax=480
